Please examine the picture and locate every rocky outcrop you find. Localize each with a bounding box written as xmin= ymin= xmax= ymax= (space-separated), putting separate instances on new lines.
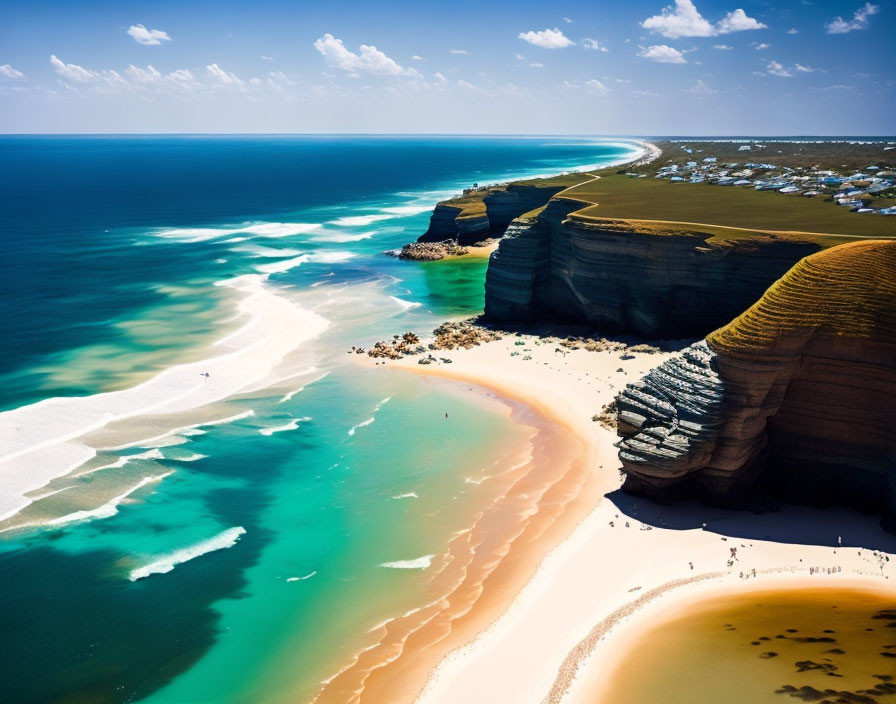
xmin=485 ymin=202 xmax=823 ymax=338
xmin=617 ymin=241 xmax=896 ymax=518
xmin=395 ymin=241 xmax=469 ymax=261
xmin=418 ymin=183 xmax=566 ymax=246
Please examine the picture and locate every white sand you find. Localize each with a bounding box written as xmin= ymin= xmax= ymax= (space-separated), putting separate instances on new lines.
xmin=383 ymin=331 xmax=896 ymax=704
xmin=0 ymin=275 xmax=328 ymax=520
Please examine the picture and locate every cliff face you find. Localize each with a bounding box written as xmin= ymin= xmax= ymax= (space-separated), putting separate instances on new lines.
xmin=484 ymin=202 xmax=823 ymax=338
xmin=617 ymin=241 xmax=896 ymax=517
xmin=418 ymin=183 xmax=565 ymax=246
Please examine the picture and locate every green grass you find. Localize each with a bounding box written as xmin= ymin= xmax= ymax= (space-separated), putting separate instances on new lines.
xmin=560 ymin=173 xmax=896 ymax=240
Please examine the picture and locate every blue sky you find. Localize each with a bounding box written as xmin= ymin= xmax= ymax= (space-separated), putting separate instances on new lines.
xmin=0 ymin=0 xmax=892 ymax=134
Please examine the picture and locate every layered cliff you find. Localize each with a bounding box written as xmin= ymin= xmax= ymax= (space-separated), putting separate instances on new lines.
xmin=418 ymin=183 xmax=566 ymax=246
xmin=484 ymin=203 xmax=825 ymax=338
xmin=616 ymin=241 xmax=896 ymax=517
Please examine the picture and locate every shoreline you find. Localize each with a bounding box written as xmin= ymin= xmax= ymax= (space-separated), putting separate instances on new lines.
xmin=349 ymin=329 xmax=896 ymax=704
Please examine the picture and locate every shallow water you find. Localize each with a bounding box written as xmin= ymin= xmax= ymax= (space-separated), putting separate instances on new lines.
xmin=600 ymin=586 xmax=896 ymax=704
xmin=0 ymin=135 xmax=639 ymax=702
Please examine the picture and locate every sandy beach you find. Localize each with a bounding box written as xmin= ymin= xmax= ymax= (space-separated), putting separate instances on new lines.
xmin=351 ymin=326 xmax=896 ymax=704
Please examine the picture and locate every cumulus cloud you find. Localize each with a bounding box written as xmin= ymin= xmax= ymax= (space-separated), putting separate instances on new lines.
xmin=585 ymin=78 xmax=609 ymax=93
xmin=530 ymin=62 xmax=545 ymax=68
xmin=411 ymin=54 xmax=423 ymax=60
xmin=206 ymin=63 xmax=245 ymax=89
xmin=50 ymin=55 xmax=98 ymax=82
xmin=715 ymin=8 xmax=767 ymax=33
xmin=642 ymin=0 xmax=766 ymax=38
xmin=825 ymin=2 xmax=879 ymax=33
xmin=754 ymin=42 xmax=771 ymax=50
xmin=449 ymin=48 xmax=470 ymax=55
xmin=795 ymin=63 xmax=817 ymax=72
xmin=1 ymin=64 xmax=24 ymax=79
xmin=518 ymin=28 xmax=575 ymax=49
xmin=582 ymin=38 xmax=609 ymax=52
xmin=713 ymin=44 xmax=733 ymax=49
xmin=786 ymin=28 xmax=799 ymax=34
xmin=127 ymin=24 xmax=172 ymax=46
xmin=433 ymin=72 xmax=447 ymax=84
xmin=766 ymin=60 xmax=792 ymax=77
xmin=313 ymin=33 xmax=420 ymax=78
xmin=638 ymin=44 xmax=687 ymax=63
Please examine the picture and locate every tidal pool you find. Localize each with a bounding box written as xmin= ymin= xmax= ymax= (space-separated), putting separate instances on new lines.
xmin=600 ymin=585 xmax=896 ymax=704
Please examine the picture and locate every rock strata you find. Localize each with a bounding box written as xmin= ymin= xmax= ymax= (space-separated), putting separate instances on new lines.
xmin=485 ymin=201 xmax=822 ymax=338
xmin=418 ymin=183 xmax=566 ymax=246
xmin=617 ymin=241 xmax=896 ymax=518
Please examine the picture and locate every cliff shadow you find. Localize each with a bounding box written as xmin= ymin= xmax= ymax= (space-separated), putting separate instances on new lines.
xmin=605 ymin=488 xmax=896 ymax=554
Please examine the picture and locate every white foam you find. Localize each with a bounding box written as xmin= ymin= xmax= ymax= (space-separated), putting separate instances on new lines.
xmin=154 ymin=222 xmax=321 ymax=244
xmin=259 ymin=416 xmax=312 ymax=436
xmin=392 ymin=492 xmax=419 ymax=500
xmin=0 ymin=273 xmax=328 ymax=521
xmin=44 ymin=472 xmax=172 ymax=529
xmin=329 ymin=214 xmax=395 ymax=227
xmin=347 ymin=396 xmax=392 ymax=436
xmin=380 ymin=204 xmax=433 ymax=216
xmin=311 ymin=230 xmax=375 ymax=243
xmin=279 ymin=371 xmax=329 ymax=403
xmin=380 ymin=554 xmax=436 ymax=570
xmin=74 ymin=448 xmax=165 ymax=478
xmin=129 ymin=526 xmax=247 ymax=581
xmin=105 ymin=410 xmax=254 ymax=451
xmin=253 ymin=250 xmax=356 ymax=275
xmin=254 ymin=254 xmax=309 ymax=274
xmin=390 ymin=296 xmax=423 ymax=311
xmin=286 ymin=571 xmax=317 ymax=582
xmin=233 ymin=244 xmax=304 ymax=258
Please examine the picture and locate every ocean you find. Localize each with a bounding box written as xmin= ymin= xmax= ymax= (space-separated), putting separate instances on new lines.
xmin=0 ymin=135 xmax=640 ymax=702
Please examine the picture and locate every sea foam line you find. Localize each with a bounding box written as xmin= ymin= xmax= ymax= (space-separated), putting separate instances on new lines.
xmin=286 ymin=571 xmax=318 ymax=582
xmin=129 ymin=526 xmax=247 ymax=581
xmin=259 ymin=416 xmax=312 ymax=436
xmin=0 ymin=270 xmax=328 ymax=522
xmin=380 ymin=554 xmax=436 ymax=570
xmin=347 ymin=396 xmax=392 ymax=436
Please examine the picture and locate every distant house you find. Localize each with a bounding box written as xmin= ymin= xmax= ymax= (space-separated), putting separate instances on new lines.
xmin=738 ymin=145 xmax=752 ymax=151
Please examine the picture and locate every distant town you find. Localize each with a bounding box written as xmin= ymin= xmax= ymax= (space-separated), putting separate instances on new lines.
xmin=640 ymin=142 xmax=896 ymax=216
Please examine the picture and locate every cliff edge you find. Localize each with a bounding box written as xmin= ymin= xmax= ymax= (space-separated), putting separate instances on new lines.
xmin=616 ymin=240 xmax=896 ymax=518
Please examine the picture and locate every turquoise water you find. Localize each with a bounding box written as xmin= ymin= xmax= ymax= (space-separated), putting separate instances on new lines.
xmin=0 ymin=136 xmax=639 ymax=702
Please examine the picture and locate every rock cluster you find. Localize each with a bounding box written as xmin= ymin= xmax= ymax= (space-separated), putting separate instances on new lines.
xmin=484 ymin=198 xmax=822 ymax=338
xmin=360 ymin=322 xmax=503 ymax=361
xmin=395 ymin=241 xmax=469 ymax=261
xmin=617 ymin=241 xmax=896 ymax=518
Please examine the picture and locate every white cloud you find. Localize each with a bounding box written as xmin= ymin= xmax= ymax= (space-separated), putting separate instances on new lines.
xmin=127 ymin=24 xmax=172 ymax=46
xmin=713 ymin=44 xmax=733 ymax=49
xmin=206 ymin=63 xmax=245 ymax=89
xmin=518 ymin=28 xmax=575 ymax=49
xmin=313 ymin=33 xmax=420 ymax=78
xmin=642 ymin=0 xmax=766 ymax=39
xmin=684 ymin=79 xmax=716 ymax=94
xmin=825 ymin=2 xmax=879 ymax=33
xmin=795 ymin=63 xmax=817 ymax=72
xmin=615 ymin=78 xmax=632 ymax=83
xmin=585 ymin=78 xmax=609 ymax=93
xmin=766 ymin=60 xmax=792 ymax=77
xmin=433 ymin=72 xmax=447 ymax=84
xmin=715 ymin=9 xmax=767 ymax=34
xmin=582 ymin=38 xmax=609 ymax=52
xmin=786 ymin=28 xmax=799 ymax=34
xmin=563 ymin=17 xmax=573 ymax=23
xmin=411 ymin=54 xmax=423 ymax=61
xmin=261 ymin=55 xmax=274 ymax=61
xmin=638 ymin=44 xmax=687 ymax=63
xmin=50 ymin=55 xmax=98 ymax=82
xmin=530 ymin=62 xmax=545 ymax=68
xmin=754 ymin=42 xmax=771 ymax=50
xmin=457 ymin=79 xmax=483 ymax=92
xmin=449 ymin=48 xmax=470 ymax=55
xmin=1 ymin=64 xmax=24 ymax=79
